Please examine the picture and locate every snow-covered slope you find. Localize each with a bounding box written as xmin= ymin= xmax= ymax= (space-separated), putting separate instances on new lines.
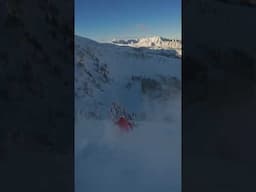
xmin=75 ymin=35 xmax=181 ymax=118
xmin=75 ymin=35 xmax=181 ymax=192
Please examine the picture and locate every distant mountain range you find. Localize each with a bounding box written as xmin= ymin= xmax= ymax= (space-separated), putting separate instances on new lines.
xmin=112 ymin=36 xmax=182 ymax=50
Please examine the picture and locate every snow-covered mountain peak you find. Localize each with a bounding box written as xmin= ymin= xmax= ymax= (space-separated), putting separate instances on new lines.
xmin=138 ymin=35 xmax=180 ymax=45
xmin=140 ymin=36 xmax=168 ymax=43
xmin=111 ymin=35 xmax=182 ymax=50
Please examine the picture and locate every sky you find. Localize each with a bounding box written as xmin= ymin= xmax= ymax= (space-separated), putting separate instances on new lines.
xmin=75 ymin=0 xmax=181 ymax=42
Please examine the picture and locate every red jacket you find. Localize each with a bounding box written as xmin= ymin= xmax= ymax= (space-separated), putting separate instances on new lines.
xmin=116 ymin=117 xmax=133 ymax=131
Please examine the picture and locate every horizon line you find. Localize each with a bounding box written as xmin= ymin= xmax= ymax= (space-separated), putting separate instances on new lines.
xmin=75 ymin=33 xmax=182 ymax=43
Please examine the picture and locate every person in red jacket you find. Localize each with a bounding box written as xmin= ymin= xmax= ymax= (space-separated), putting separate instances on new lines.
xmin=115 ymin=116 xmax=133 ymax=132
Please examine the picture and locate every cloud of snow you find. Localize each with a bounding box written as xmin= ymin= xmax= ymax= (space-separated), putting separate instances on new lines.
xmin=75 ymin=90 xmax=181 ymax=192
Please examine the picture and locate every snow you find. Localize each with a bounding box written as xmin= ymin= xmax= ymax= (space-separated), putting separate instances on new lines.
xmin=112 ymin=36 xmax=182 ymax=51
xmin=75 ymin=35 xmax=181 ymax=192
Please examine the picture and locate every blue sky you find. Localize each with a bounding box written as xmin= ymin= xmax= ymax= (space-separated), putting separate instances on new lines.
xmin=75 ymin=0 xmax=181 ymax=42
